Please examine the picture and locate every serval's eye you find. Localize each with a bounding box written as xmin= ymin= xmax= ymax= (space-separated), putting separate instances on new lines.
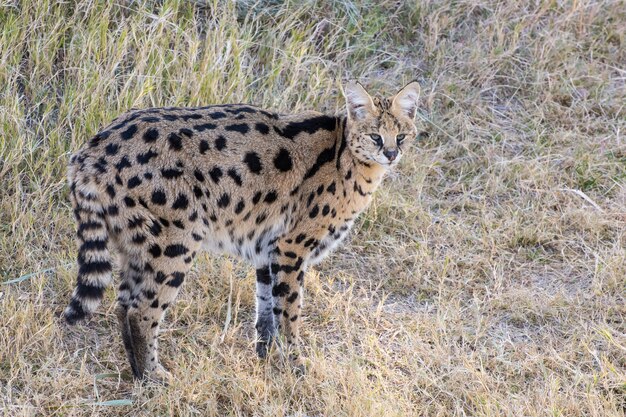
xmin=396 ymin=134 xmax=406 ymax=144
xmin=369 ymin=134 xmax=383 ymax=146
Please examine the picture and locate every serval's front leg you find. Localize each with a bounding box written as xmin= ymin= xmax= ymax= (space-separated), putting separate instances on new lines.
xmin=255 ymin=265 xmax=276 ymax=358
xmin=271 ymin=240 xmax=307 ymax=372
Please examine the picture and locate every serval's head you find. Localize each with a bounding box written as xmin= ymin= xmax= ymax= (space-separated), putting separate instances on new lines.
xmin=344 ymin=81 xmax=420 ymax=168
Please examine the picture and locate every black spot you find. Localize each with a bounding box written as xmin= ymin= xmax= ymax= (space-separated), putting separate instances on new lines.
xmin=217 ymin=193 xmax=230 ymax=208
xmin=273 ymin=115 xmax=336 ymax=140
xmin=155 ymin=271 xmax=167 ymax=284
xmin=309 ymin=205 xmax=319 ymax=218
xmin=164 ymin=244 xmax=189 ymax=257
xmin=143 ymin=128 xmax=159 ymax=143
xmin=244 ymin=152 xmax=262 ymax=174
xmin=255 ymin=213 xmax=267 ymax=225
xmin=168 ymin=132 xmax=183 ymax=151
xmin=140 ymin=116 xmax=160 ymax=123
xmin=161 ymin=168 xmax=183 ymax=179
xmin=209 ymin=167 xmax=223 ymax=184
xmin=225 ymin=123 xmax=249 ymax=134
xmin=179 ymin=128 xmax=193 ymax=138
xmin=121 ymin=124 xmax=138 ymax=140
xmin=143 ymin=172 xmax=153 ymax=180
xmin=108 ymin=205 xmax=119 ymax=216
xmin=124 ymin=196 xmax=136 ymax=207
xmin=172 ymin=220 xmax=185 ymax=229
xmin=105 ymin=143 xmax=119 ymax=156
xmin=264 ymin=190 xmax=278 ymax=204
xmin=227 ymin=168 xmax=242 ymax=186
xmin=215 ymin=135 xmax=226 ymax=151
xmin=322 ymin=204 xmax=330 ymax=216
xmin=234 ymin=199 xmax=245 ymax=214
xmin=252 ymin=191 xmax=262 ymax=205
xmin=193 ymin=186 xmax=203 ymax=198
xmin=181 ymin=114 xmax=202 ymax=121
xmin=209 ymin=111 xmax=227 ymax=119
xmin=255 ymin=123 xmax=270 ymax=134
xmin=317 ymin=184 xmax=324 ymax=195
xmin=273 ymin=148 xmax=293 ymax=173
xmin=149 ymin=221 xmax=162 ymax=237
xmin=163 ymin=114 xmax=179 ymax=121
xmin=189 ymin=170 xmax=203 ymax=183
xmin=105 ymin=184 xmax=116 ymax=198
xmin=151 ymin=189 xmax=167 ymax=205
xmin=167 ymin=272 xmax=185 ymax=287
xmin=284 ymin=251 xmax=298 ymax=259
xmin=148 ymin=244 xmax=162 ymax=258
xmin=327 ymin=182 xmax=336 ymax=194
xmin=127 ymin=176 xmax=142 ymax=189
xmin=272 ymin=282 xmax=290 ymax=297
xmin=115 ymin=156 xmax=131 ymax=172
xmin=199 ymin=140 xmax=210 ymax=154
xmin=128 ymin=215 xmax=145 ymax=228
xmin=295 ymin=233 xmax=306 ymax=244
xmin=132 ymin=233 xmax=146 ymax=244
xmin=287 ymin=292 xmax=299 ymax=303
xmin=172 ymin=194 xmax=189 ymax=210
xmin=194 ymin=123 xmax=217 ymax=132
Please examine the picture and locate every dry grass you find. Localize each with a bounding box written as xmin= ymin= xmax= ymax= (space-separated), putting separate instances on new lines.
xmin=1 ymin=0 xmax=625 ymax=415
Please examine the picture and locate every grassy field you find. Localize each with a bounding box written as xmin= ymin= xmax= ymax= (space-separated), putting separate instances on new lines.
xmin=1 ymin=0 xmax=625 ymax=415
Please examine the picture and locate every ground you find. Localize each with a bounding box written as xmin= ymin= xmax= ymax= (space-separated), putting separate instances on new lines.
xmin=0 ymin=1 xmax=624 ymax=416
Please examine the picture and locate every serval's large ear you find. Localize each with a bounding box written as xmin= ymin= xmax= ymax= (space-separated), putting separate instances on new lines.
xmin=344 ymin=82 xmax=375 ymax=120
xmin=391 ymin=81 xmax=420 ymax=120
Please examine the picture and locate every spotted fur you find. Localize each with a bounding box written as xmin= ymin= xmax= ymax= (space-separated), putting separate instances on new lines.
xmin=63 ymin=81 xmax=420 ymax=380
